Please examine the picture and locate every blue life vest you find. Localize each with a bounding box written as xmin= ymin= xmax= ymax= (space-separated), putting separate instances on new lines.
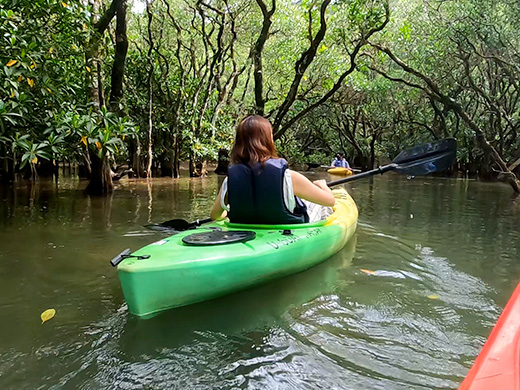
xmin=332 ymin=158 xmax=343 ymax=167
xmin=227 ymin=158 xmax=309 ymax=224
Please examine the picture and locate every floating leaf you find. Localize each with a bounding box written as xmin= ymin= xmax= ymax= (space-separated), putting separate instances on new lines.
xmin=7 ymin=59 xmax=17 ymax=67
xmin=31 ymin=157 xmax=38 ymax=164
xmin=428 ymin=294 xmax=439 ymax=300
xmin=41 ymin=308 xmax=56 ymax=324
xmin=81 ymin=136 xmax=87 ymax=146
xmin=95 ymin=141 xmax=102 ymax=150
xmin=17 ymin=75 xmax=23 ymax=82
xmin=27 ymin=78 xmax=34 ymax=87
xmin=360 ymin=269 xmax=376 ymax=275
xmin=86 ymin=66 xmax=91 ymax=73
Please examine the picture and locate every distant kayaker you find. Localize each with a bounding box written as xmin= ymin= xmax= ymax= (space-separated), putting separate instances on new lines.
xmin=330 ymin=153 xmax=350 ymax=169
xmin=211 ymin=115 xmax=335 ymax=224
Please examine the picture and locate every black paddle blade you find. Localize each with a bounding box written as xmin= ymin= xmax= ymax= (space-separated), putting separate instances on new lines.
xmin=157 ymin=219 xmax=192 ymax=229
xmin=144 ymin=217 xmax=213 ymax=232
xmin=392 ymin=138 xmax=457 ymax=176
xmin=144 ymin=219 xmax=191 ymax=233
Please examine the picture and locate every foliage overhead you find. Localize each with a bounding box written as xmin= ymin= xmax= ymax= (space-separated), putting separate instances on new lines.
xmin=0 ymin=0 xmax=519 ymax=190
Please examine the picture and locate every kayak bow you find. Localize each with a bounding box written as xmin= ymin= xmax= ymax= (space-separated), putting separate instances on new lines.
xmin=460 ymin=280 xmax=520 ymax=390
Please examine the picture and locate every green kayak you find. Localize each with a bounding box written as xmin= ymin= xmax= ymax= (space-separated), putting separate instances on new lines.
xmin=116 ymin=188 xmax=358 ymax=318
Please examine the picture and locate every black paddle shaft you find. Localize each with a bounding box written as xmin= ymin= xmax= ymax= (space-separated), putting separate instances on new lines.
xmin=327 ymin=164 xmax=396 ymax=187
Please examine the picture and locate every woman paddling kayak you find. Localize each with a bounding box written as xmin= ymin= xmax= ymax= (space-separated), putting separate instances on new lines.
xmin=211 ymin=115 xmax=335 ymax=224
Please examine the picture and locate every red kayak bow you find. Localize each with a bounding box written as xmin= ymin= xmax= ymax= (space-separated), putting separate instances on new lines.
xmin=460 ymin=280 xmax=520 ymax=390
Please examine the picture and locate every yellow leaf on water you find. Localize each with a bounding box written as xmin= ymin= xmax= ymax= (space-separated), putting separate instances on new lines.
xmin=6 ymin=59 xmax=17 ymax=67
xmin=360 ymin=269 xmax=376 ymax=275
xmin=86 ymin=66 xmax=91 ymax=73
xmin=41 ymin=308 xmax=56 ymax=324
xmin=95 ymin=141 xmax=102 ymax=150
xmin=31 ymin=157 xmax=38 ymax=164
xmin=27 ymin=78 xmax=34 ymax=87
xmin=428 ymin=294 xmax=439 ymax=300
xmin=81 ymin=136 xmax=87 ymax=146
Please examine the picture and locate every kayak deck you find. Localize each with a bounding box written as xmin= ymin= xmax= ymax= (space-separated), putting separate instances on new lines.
xmin=117 ymin=188 xmax=358 ymax=318
xmin=460 ymin=280 xmax=520 ymax=389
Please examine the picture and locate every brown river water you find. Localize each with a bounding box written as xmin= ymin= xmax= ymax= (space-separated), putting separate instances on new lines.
xmin=1 ymin=173 xmax=519 ymax=389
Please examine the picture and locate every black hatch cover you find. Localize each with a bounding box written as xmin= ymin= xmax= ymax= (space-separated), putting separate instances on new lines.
xmin=182 ymin=230 xmax=256 ymax=246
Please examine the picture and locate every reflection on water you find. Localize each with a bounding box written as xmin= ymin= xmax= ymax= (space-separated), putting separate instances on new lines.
xmin=1 ymin=175 xmax=519 ymax=389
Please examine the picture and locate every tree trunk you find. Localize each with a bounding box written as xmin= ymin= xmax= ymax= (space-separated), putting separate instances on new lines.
xmin=369 ymin=133 xmax=378 ymax=170
xmin=189 ymin=153 xmax=197 ymax=177
xmin=146 ymin=82 xmax=153 ymax=178
xmin=109 ymin=0 xmax=128 ymax=111
xmin=173 ymin=133 xmax=180 ymax=178
xmin=86 ymin=150 xmax=114 ymax=195
xmin=252 ymin=0 xmax=275 ymax=116
xmin=0 ymin=145 xmax=14 ymax=182
xmin=86 ymin=0 xmax=108 ymax=109
xmin=37 ymin=159 xmax=55 ymax=177
xmin=145 ymin=0 xmax=154 ymax=178
xmin=214 ymin=148 xmax=229 ymax=175
xmin=130 ymin=137 xmax=143 ymax=177
xmin=159 ymin=151 xmax=173 ymax=177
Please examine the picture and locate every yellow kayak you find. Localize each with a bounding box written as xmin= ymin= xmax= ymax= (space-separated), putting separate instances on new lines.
xmin=328 ymin=167 xmax=353 ymax=176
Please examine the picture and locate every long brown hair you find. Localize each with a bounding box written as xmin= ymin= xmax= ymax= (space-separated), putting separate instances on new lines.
xmin=231 ymin=115 xmax=278 ymax=164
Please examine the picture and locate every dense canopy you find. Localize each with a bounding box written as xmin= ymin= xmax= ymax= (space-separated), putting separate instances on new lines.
xmin=1 ymin=0 xmax=519 ymax=193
